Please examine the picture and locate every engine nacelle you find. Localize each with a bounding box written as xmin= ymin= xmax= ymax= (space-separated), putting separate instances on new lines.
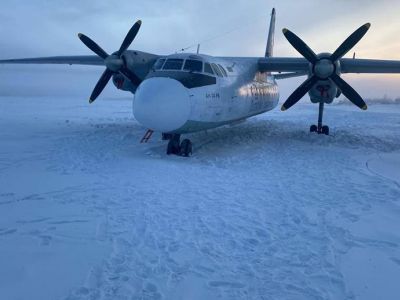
xmin=112 ymin=74 xmax=138 ymax=93
xmin=308 ymin=53 xmax=340 ymax=104
xmin=122 ymin=50 xmax=158 ymax=81
xmin=112 ymin=50 xmax=158 ymax=94
xmin=309 ymin=79 xmax=337 ymax=104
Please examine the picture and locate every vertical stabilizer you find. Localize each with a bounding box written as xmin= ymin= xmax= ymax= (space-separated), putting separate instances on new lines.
xmin=265 ymin=8 xmax=276 ymax=57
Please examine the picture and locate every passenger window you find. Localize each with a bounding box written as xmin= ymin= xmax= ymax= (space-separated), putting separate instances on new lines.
xmin=153 ymin=58 xmax=166 ymax=70
xmin=218 ymin=64 xmax=228 ymax=77
xmin=183 ymin=59 xmax=203 ymax=72
xmin=211 ymin=63 xmax=223 ymax=77
xmin=204 ymin=63 xmax=214 ymax=75
xmin=163 ymin=59 xmax=184 ymax=70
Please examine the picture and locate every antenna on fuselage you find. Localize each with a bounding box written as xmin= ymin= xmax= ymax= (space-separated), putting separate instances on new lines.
xmin=196 ymin=44 xmax=201 ymax=54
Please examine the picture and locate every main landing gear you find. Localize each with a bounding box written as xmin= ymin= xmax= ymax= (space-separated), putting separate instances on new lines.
xmin=310 ymin=102 xmax=330 ymax=136
xmin=166 ymin=134 xmax=193 ymax=157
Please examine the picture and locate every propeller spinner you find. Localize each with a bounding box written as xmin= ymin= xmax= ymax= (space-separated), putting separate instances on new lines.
xmin=281 ymin=23 xmax=371 ymax=111
xmin=78 ymin=20 xmax=143 ymax=103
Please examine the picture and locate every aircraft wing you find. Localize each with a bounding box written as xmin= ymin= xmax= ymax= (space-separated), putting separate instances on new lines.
xmin=0 ymin=55 xmax=104 ymax=66
xmin=340 ymin=58 xmax=400 ymax=73
xmin=273 ymin=72 xmax=307 ymax=80
xmin=258 ymin=57 xmax=309 ymax=73
xmin=259 ymin=57 xmax=400 ymax=74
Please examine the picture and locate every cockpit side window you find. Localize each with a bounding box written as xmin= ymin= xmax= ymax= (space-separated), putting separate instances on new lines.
xmin=183 ymin=60 xmax=203 ymax=72
xmin=211 ymin=63 xmax=223 ymax=77
xmin=218 ymin=64 xmax=228 ymax=77
xmin=204 ymin=63 xmax=214 ymax=75
xmin=163 ymin=59 xmax=184 ymax=70
xmin=153 ymin=58 xmax=166 ymax=70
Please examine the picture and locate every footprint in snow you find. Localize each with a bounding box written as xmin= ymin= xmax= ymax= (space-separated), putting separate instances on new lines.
xmin=19 ymin=194 xmax=45 ymax=202
xmin=75 ymin=287 xmax=90 ymax=296
xmin=39 ymin=235 xmax=52 ymax=246
xmin=0 ymin=228 xmax=18 ymax=236
xmin=390 ymin=257 xmax=400 ymax=266
xmin=48 ymin=220 xmax=89 ymax=225
xmin=0 ymin=192 xmax=14 ymax=197
xmin=16 ymin=217 xmax=51 ymax=224
xmin=208 ymin=281 xmax=245 ymax=288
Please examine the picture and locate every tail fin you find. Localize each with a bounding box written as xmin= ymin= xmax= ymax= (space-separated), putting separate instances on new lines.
xmin=265 ymin=8 xmax=276 ymax=57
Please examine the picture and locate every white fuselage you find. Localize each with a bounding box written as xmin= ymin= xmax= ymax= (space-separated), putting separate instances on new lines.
xmin=133 ymin=53 xmax=280 ymax=134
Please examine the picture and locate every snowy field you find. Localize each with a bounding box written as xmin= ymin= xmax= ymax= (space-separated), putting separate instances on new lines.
xmin=0 ymin=96 xmax=399 ymax=300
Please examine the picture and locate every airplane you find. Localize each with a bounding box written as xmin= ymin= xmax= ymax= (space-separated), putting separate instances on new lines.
xmin=2 ymin=8 xmax=400 ymax=156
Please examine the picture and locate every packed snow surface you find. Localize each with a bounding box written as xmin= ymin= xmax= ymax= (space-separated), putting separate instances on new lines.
xmin=0 ymin=96 xmax=399 ymax=300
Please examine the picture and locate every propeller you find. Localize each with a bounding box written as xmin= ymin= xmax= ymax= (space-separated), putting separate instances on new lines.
xmin=281 ymin=23 xmax=370 ymax=111
xmin=78 ymin=20 xmax=143 ymax=103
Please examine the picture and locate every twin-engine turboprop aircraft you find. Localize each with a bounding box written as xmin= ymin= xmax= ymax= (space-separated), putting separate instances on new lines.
xmin=2 ymin=9 xmax=400 ymax=156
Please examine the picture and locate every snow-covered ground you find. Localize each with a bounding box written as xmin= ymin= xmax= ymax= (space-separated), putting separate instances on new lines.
xmin=0 ymin=96 xmax=399 ymax=300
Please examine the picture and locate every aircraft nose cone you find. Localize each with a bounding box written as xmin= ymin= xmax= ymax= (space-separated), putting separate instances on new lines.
xmin=133 ymin=78 xmax=191 ymax=132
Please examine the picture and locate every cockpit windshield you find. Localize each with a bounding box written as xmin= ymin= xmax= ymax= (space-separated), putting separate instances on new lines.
xmin=154 ymin=57 xmax=227 ymax=78
xmin=153 ymin=58 xmax=166 ymax=70
xmin=163 ymin=59 xmax=184 ymax=70
xmin=204 ymin=63 xmax=214 ymax=75
xmin=211 ymin=63 xmax=223 ymax=77
xmin=183 ymin=60 xmax=203 ymax=73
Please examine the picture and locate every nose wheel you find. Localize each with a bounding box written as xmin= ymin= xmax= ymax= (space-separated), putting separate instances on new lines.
xmin=310 ymin=102 xmax=330 ymax=135
xmin=166 ymin=134 xmax=193 ymax=157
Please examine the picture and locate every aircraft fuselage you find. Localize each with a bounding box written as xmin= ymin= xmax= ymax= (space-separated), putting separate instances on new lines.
xmin=133 ymin=53 xmax=279 ymax=134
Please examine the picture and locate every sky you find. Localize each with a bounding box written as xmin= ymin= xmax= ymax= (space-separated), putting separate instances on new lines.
xmin=1 ymin=0 xmax=400 ymax=99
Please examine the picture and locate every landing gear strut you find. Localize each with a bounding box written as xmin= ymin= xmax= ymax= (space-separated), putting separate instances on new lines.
xmin=310 ymin=102 xmax=329 ymax=135
xmin=166 ymin=134 xmax=193 ymax=157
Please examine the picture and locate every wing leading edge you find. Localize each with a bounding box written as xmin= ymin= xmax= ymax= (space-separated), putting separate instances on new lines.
xmin=3 ymin=55 xmax=400 ymax=75
xmin=340 ymin=58 xmax=400 ymax=73
xmin=259 ymin=57 xmax=400 ymax=74
xmin=0 ymin=55 xmax=104 ymax=66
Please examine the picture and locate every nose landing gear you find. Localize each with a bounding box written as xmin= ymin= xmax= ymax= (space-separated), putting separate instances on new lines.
xmin=166 ymin=134 xmax=193 ymax=157
xmin=310 ymin=102 xmax=330 ymax=135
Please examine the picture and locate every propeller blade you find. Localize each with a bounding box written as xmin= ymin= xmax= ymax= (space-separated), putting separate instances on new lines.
xmin=89 ymin=69 xmax=113 ymax=103
xmin=330 ymin=74 xmax=367 ymax=110
xmin=78 ymin=33 xmax=109 ymax=59
xmin=330 ymin=23 xmax=371 ymax=62
xmin=120 ymin=67 xmax=142 ymax=86
xmin=118 ymin=20 xmax=142 ymax=56
xmin=281 ymin=76 xmax=319 ymax=111
xmin=282 ymin=28 xmax=318 ymax=64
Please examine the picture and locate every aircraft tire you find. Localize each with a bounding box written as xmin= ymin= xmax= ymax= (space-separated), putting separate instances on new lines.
xmin=180 ymin=139 xmax=193 ymax=157
xmin=310 ymin=125 xmax=317 ymax=133
xmin=167 ymin=138 xmax=180 ymax=155
xmin=322 ymin=125 xmax=330 ymax=135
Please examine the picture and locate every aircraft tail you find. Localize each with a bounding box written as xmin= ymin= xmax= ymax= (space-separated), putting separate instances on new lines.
xmin=265 ymin=8 xmax=276 ymax=57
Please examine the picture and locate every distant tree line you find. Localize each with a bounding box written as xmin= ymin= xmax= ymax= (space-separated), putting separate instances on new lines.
xmin=335 ymin=95 xmax=400 ymax=105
